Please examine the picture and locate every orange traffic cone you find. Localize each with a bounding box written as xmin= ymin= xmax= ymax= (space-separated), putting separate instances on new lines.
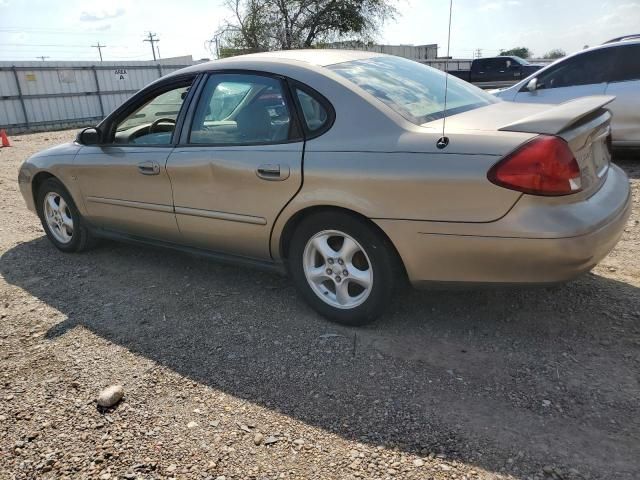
xmin=0 ymin=129 xmax=10 ymax=147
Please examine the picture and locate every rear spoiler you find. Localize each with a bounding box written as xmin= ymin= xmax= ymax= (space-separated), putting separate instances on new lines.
xmin=498 ymin=95 xmax=615 ymax=135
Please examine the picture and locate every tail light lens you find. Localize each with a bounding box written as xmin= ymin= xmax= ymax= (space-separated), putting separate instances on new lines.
xmin=488 ymin=135 xmax=582 ymax=196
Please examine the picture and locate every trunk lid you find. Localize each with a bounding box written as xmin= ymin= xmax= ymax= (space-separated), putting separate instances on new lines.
xmin=433 ymin=96 xmax=614 ymax=196
xmin=497 ymin=95 xmax=614 ymax=135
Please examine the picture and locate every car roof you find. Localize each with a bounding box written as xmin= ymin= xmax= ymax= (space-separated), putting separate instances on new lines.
xmin=578 ymin=38 xmax=640 ymax=54
xmin=603 ymin=34 xmax=640 ymax=44
xmin=185 ymin=49 xmax=383 ymax=73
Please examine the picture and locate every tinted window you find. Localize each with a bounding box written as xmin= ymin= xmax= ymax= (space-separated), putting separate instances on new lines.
xmin=611 ymin=44 xmax=640 ymax=82
xmin=114 ymin=81 xmax=192 ymax=145
xmin=189 ymin=74 xmax=291 ymax=145
xmin=473 ymin=59 xmax=491 ymax=71
xmin=492 ymin=58 xmax=508 ymax=70
xmin=329 ymin=56 xmax=498 ymax=125
xmin=536 ymin=49 xmax=614 ymax=89
xmin=205 ymin=81 xmax=252 ymax=121
xmin=296 ymin=89 xmax=328 ymax=132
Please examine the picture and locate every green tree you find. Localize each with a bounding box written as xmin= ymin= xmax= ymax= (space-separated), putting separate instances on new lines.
xmin=499 ymin=47 xmax=532 ymax=58
xmin=543 ymin=48 xmax=566 ymax=59
xmin=217 ymin=0 xmax=396 ymax=53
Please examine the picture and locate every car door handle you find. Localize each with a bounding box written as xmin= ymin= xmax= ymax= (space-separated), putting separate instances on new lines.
xmin=137 ymin=161 xmax=160 ymax=175
xmin=256 ymin=164 xmax=290 ymax=181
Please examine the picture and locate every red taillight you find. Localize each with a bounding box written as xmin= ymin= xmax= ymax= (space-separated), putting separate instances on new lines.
xmin=488 ymin=135 xmax=582 ymax=196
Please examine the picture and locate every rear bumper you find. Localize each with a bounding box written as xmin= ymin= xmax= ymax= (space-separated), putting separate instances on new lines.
xmin=375 ymin=164 xmax=632 ymax=285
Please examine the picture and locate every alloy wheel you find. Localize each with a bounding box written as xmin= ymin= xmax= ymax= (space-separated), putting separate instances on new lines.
xmin=43 ymin=192 xmax=74 ymax=244
xmin=302 ymin=230 xmax=373 ymax=309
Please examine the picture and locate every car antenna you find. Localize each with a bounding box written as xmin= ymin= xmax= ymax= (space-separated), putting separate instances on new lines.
xmin=437 ymin=0 xmax=454 ymax=150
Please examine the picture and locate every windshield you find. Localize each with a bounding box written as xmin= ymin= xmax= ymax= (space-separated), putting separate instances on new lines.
xmin=328 ymin=56 xmax=498 ymax=125
xmin=510 ymin=56 xmax=530 ymax=65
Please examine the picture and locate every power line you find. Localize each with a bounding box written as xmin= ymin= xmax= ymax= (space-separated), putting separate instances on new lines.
xmin=0 ymin=27 xmax=129 ymax=36
xmin=1 ymin=43 xmax=100 ymax=48
xmin=143 ymin=32 xmax=159 ymax=61
xmin=91 ymin=42 xmax=106 ymax=61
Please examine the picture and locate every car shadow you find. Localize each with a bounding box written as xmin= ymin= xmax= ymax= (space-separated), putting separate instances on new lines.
xmin=1 ymin=237 xmax=639 ymax=479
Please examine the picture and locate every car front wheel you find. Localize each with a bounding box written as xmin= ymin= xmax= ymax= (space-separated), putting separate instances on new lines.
xmin=36 ymin=178 xmax=94 ymax=253
xmin=288 ymin=211 xmax=399 ymax=326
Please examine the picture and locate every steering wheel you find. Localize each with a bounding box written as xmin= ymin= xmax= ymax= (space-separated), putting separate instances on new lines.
xmin=149 ymin=117 xmax=176 ymax=134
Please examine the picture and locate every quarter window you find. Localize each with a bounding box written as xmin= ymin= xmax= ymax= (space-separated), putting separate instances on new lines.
xmin=295 ymin=88 xmax=329 ymax=133
xmin=189 ymin=74 xmax=292 ymax=145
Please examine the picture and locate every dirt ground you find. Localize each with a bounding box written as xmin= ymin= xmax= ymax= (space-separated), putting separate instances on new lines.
xmin=0 ymin=131 xmax=638 ymax=480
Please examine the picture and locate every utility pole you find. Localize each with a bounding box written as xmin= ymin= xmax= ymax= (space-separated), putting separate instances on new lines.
xmin=36 ymin=56 xmax=49 ymax=61
xmin=92 ymin=42 xmax=106 ymax=61
xmin=474 ymin=48 xmax=483 ymax=59
xmin=143 ymin=32 xmax=159 ymax=61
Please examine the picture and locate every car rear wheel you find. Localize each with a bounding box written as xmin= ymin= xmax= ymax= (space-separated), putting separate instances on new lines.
xmin=36 ymin=178 xmax=94 ymax=253
xmin=288 ymin=211 xmax=398 ymax=325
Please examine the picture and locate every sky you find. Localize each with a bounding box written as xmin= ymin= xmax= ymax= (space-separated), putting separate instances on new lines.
xmin=0 ymin=0 xmax=638 ymax=62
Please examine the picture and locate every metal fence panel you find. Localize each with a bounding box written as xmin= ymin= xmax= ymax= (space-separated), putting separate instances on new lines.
xmin=0 ymin=69 xmax=19 ymax=96
xmin=101 ymin=92 xmax=135 ymax=116
xmin=0 ymin=56 xmax=197 ymax=134
xmin=0 ymin=99 xmax=25 ymax=125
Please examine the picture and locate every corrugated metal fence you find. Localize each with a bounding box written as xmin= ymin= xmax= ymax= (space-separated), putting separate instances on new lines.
xmin=0 ymin=56 xmax=196 ymax=134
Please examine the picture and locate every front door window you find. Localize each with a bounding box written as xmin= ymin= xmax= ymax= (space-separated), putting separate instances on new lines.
xmin=113 ymin=82 xmax=192 ymax=145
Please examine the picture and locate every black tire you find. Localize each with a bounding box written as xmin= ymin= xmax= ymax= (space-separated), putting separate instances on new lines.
xmin=36 ymin=178 xmax=94 ymax=253
xmin=288 ymin=210 xmax=400 ymax=326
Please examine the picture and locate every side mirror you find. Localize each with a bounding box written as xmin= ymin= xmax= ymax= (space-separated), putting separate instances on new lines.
xmin=526 ymin=78 xmax=538 ymax=92
xmin=76 ymin=127 xmax=101 ymax=145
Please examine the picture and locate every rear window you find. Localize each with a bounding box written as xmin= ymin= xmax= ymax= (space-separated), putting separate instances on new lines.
xmin=328 ymin=56 xmax=498 ymax=125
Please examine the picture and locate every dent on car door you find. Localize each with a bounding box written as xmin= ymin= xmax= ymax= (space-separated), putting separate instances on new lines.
xmin=513 ymin=49 xmax=612 ymax=104
xmin=605 ymin=44 xmax=640 ymax=147
xmin=165 ymin=72 xmax=307 ymax=260
xmin=74 ymin=77 xmax=195 ymax=241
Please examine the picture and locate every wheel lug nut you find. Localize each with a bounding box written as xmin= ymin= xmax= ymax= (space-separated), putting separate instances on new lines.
xmin=328 ymin=258 xmax=334 ymax=265
xmin=326 ymin=268 xmax=332 ymax=275
xmin=335 ymin=276 xmax=341 ymax=282
xmin=343 ymin=270 xmax=348 ymax=276
xmin=338 ymin=259 xmax=344 ymax=265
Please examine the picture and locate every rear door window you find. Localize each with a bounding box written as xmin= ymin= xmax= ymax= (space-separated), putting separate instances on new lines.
xmin=189 ymin=73 xmax=292 ymax=145
xmin=610 ymin=44 xmax=640 ymax=82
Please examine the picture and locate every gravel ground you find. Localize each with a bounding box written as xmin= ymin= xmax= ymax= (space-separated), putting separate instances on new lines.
xmin=0 ymin=130 xmax=639 ymax=480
